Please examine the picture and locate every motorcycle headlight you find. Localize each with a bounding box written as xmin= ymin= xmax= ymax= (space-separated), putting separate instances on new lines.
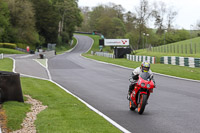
xmin=141 ymin=83 xmax=145 ymax=87
xmin=147 ymin=84 xmax=150 ymax=88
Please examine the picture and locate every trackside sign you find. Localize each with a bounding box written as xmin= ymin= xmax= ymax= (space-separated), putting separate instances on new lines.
xmin=104 ymin=39 xmax=129 ymax=46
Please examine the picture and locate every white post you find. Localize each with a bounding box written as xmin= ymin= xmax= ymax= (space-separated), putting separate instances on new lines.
xmin=0 ymin=53 xmax=3 ymax=59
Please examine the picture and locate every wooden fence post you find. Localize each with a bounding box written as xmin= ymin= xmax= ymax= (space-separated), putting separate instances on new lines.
xmin=185 ymin=44 xmax=187 ymax=54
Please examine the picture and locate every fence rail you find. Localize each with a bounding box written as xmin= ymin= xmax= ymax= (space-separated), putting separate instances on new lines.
xmin=151 ymin=43 xmax=200 ymax=54
xmin=94 ymin=52 xmax=115 ymax=58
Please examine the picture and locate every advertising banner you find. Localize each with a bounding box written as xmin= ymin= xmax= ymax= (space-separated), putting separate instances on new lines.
xmin=104 ymin=39 xmax=129 ymax=46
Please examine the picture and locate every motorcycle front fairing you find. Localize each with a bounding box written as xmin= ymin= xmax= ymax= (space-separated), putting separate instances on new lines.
xmin=131 ymin=72 xmax=155 ymax=106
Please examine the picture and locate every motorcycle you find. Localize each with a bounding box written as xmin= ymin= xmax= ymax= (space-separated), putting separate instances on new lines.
xmin=128 ymin=72 xmax=155 ymax=114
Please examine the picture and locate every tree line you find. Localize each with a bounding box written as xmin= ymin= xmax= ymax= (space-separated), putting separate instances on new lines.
xmin=0 ymin=0 xmax=82 ymax=48
xmin=78 ymin=0 xmax=198 ymax=50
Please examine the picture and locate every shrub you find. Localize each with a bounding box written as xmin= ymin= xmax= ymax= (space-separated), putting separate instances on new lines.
xmin=0 ymin=43 xmax=17 ymax=49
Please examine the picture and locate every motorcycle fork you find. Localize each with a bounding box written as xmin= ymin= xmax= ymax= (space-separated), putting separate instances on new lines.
xmin=137 ymin=91 xmax=148 ymax=104
xmin=137 ymin=93 xmax=141 ymax=104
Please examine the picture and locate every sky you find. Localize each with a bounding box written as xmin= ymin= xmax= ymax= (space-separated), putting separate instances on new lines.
xmin=78 ymin=0 xmax=200 ymax=30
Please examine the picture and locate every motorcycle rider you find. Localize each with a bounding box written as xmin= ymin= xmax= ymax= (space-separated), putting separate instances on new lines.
xmin=127 ymin=61 xmax=155 ymax=99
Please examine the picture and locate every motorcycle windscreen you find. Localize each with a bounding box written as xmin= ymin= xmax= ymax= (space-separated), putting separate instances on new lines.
xmin=139 ymin=72 xmax=150 ymax=80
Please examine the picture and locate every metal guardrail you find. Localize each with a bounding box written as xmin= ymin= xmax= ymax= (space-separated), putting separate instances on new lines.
xmin=15 ymin=47 xmax=29 ymax=53
xmin=94 ymin=51 xmax=115 ymax=59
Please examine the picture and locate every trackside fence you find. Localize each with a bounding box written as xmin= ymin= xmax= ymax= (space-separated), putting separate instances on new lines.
xmin=160 ymin=56 xmax=200 ymax=68
xmin=94 ymin=52 xmax=115 ymax=58
xmin=126 ymin=54 xmax=156 ymax=64
xmin=0 ymin=53 xmax=3 ymax=59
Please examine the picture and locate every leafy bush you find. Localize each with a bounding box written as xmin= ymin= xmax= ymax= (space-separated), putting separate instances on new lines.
xmin=0 ymin=43 xmax=16 ymax=49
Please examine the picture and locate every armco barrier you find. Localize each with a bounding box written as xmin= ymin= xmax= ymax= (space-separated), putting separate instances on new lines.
xmin=95 ymin=52 xmax=114 ymax=58
xmin=160 ymin=56 xmax=200 ymax=68
xmin=126 ymin=54 xmax=156 ymax=64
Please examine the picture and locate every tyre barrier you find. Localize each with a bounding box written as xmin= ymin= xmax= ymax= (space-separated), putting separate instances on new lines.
xmin=0 ymin=71 xmax=24 ymax=103
xmin=160 ymin=56 xmax=200 ymax=68
xmin=126 ymin=54 xmax=156 ymax=64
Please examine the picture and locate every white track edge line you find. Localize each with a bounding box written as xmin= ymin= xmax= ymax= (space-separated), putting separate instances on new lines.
xmin=33 ymin=59 xmax=46 ymax=68
xmin=33 ymin=59 xmax=52 ymax=80
xmin=11 ymin=57 xmax=131 ymax=133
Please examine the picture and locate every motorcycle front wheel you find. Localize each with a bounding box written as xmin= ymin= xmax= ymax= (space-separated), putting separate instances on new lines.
xmin=129 ymin=100 xmax=136 ymax=111
xmin=137 ymin=94 xmax=147 ymax=114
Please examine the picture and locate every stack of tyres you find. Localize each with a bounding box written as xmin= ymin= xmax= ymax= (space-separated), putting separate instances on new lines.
xmin=0 ymin=71 xmax=24 ymax=103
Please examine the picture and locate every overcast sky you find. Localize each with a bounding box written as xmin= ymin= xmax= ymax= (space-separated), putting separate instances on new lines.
xmin=78 ymin=0 xmax=200 ymax=30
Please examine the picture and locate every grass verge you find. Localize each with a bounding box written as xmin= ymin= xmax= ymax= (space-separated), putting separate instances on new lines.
xmin=78 ymin=34 xmax=200 ymax=81
xmin=0 ymin=58 xmax=121 ymax=133
xmin=135 ymin=50 xmax=200 ymax=63
xmin=83 ymin=54 xmax=200 ymax=80
xmin=3 ymin=100 xmax=31 ymax=131
xmin=56 ymin=37 xmax=77 ymax=55
xmin=0 ymin=58 xmax=13 ymax=71
xmin=21 ymin=77 xmax=120 ymax=133
xmin=0 ymin=48 xmax=26 ymax=54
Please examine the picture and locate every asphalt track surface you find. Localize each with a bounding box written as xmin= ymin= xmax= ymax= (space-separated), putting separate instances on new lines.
xmin=6 ymin=54 xmax=49 ymax=79
xmin=12 ymin=35 xmax=200 ymax=133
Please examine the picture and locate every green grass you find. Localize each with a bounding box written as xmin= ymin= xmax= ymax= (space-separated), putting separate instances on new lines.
xmin=0 ymin=58 xmax=120 ymax=132
xmin=21 ymin=77 xmax=120 ymax=133
xmin=56 ymin=37 xmax=78 ymax=55
xmin=0 ymin=48 xmax=26 ymax=54
xmin=134 ymin=50 xmax=200 ymax=63
xmin=135 ymin=37 xmax=200 ymax=63
xmin=83 ymin=54 xmax=200 ymax=80
xmin=78 ymin=33 xmax=200 ymax=81
xmin=75 ymin=33 xmax=112 ymax=53
xmin=0 ymin=58 xmax=13 ymax=71
xmin=0 ymin=58 xmax=31 ymax=131
xmin=3 ymin=101 xmax=31 ymax=131
xmin=152 ymin=37 xmax=200 ymax=54
xmin=35 ymin=59 xmax=47 ymax=68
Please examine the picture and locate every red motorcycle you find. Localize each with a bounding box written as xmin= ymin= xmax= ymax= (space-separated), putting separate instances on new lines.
xmin=129 ymin=72 xmax=155 ymax=114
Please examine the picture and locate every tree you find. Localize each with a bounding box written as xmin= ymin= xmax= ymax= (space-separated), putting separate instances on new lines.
xmin=32 ymin=0 xmax=59 ymax=44
xmin=135 ymin=0 xmax=152 ymax=49
xmin=0 ymin=0 xmax=10 ymax=42
xmin=6 ymin=0 xmax=40 ymax=45
xmin=124 ymin=11 xmax=137 ymax=33
xmin=112 ymin=17 xmax=126 ymax=38
xmin=166 ymin=6 xmax=177 ymax=31
xmin=152 ymin=1 xmax=166 ymax=35
xmin=96 ymin=16 xmax=114 ymax=38
xmin=78 ymin=6 xmax=90 ymax=32
xmin=125 ymin=31 xmax=140 ymax=50
xmin=52 ymin=0 xmax=82 ymax=45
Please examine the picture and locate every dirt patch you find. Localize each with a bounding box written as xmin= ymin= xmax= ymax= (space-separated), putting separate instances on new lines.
xmin=0 ymin=104 xmax=10 ymax=133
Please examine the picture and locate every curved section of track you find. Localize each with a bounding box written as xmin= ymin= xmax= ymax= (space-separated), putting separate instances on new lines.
xmin=48 ymin=34 xmax=200 ymax=133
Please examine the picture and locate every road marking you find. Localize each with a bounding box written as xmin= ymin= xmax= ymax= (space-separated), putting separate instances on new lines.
xmin=17 ymin=54 xmax=34 ymax=59
xmin=10 ymin=57 xmax=131 ymax=133
xmin=33 ymin=59 xmax=51 ymax=80
xmin=33 ymin=59 xmax=47 ymax=68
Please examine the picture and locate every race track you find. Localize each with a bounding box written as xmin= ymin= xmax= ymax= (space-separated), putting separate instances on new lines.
xmin=48 ymin=34 xmax=200 ymax=133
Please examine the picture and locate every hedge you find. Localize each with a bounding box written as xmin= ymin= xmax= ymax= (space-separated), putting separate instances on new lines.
xmin=0 ymin=43 xmax=17 ymax=49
